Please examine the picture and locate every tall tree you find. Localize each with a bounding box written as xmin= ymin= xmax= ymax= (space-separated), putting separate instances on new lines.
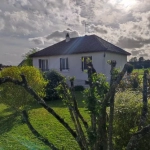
xmin=20 ymin=48 xmax=37 ymax=66
xmin=129 ymin=57 xmax=138 ymax=62
xmin=139 ymin=56 xmax=145 ymax=62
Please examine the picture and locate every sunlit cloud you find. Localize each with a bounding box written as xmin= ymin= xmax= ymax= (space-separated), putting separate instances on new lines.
xmin=0 ymin=0 xmax=150 ymax=65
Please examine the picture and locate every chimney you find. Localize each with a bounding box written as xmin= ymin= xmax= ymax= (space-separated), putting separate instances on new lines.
xmin=66 ymin=33 xmax=70 ymax=42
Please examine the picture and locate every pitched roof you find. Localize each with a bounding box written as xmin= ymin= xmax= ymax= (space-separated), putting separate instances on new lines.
xmin=30 ymin=34 xmax=131 ymax=57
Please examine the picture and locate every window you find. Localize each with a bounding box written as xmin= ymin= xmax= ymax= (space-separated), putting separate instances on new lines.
xmin=39 ymin=59 xmax=48 ymax=71
xmin=81 ymin=56 xmax=92 ymax=71
xmin=60 ymin=58 xmax=69 ymax=71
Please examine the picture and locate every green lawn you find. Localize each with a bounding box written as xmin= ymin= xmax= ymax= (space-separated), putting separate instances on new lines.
xmin=133 ymin=69 xmax=145 ymax=75
xmin=133 ymin=68 xmax=150 ymax=74
xmin=0 ymin=92 xmax=88 ymax=150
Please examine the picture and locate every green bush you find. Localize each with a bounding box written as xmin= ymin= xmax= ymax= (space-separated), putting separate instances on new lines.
xmin=119 ymin=73 xmax=142 ymax=91
xmin=113 ymin=90 xmax=150 ymax=150
xmin=74 ymin=85 xmax=85 ymax=91
xmin=44 ymin=70 xmax=64 ymax=101
xmin=0 ymin=66 xmax=47 ymax=111
xmin=129 ymin=73 xmax=142 ymax=89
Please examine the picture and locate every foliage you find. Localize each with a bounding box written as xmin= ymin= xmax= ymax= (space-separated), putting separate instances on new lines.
xmin=44 ymin=69 xmax=64 ymax=100
xmin=0 ymin=62 xmax=149 ymax=150
xmin=21 ymin=48 xmax=37 ymax=66
xmin=83 ymin=73 xmax=109 ymax=113
xmin=126 ymin=63 xmax=134 ymax=74
xmin=129 ymin=59 xmax=150 ymax=69
xmin=119 ymin=72 xmax=142 ymax=90
xmin=129 ymin=57 xmax=138 ymax=62
xmin=74 ymin=85 xmax=85 ymax=91
xmin=0 ymin=66 xmax=47 ymax=111
xmin=139 ymin=56 xmax=145 ymax=62
xmin=113 ymin=90 xmax=150 ymax=150
xmin=129 ymin=73 xmax=142 ymax=89
xmin=0 ymin=93 xmax=86 ymax=150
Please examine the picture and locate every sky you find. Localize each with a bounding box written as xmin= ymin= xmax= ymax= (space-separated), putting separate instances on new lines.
xmin=0 ymin=0 xmax=150 ymax=65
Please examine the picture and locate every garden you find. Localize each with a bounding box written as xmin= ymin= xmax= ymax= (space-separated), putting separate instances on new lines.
xmin=0 ymin=63 xmax=150 ymax=150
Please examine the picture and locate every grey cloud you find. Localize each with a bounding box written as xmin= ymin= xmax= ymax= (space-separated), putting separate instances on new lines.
xmin=117 ymin=34 xmax=150 ymax=49
xmin=29 ymin=37 xmax=44 ymax=45
xmin=0 ymin=18 xmax=5 ymax=30
xmin=88 ymin=24 xmax=108 ymax=34
xmin=131 ymin=48 xmax=149 ymax=58
xmin=139 ymin=53 xmax=148 ymax=57
xmin=46 ymin=30 xmax=79 ymax=40
xmin=29 ymin=29 xmax=80 ymax=45
xmin=117 ymin=37 xmax=144 ymax=49
xmin=1 ymin=0 xmax=150 ymax=65
xmin=131 ymin=50 xmax=143 ymax=56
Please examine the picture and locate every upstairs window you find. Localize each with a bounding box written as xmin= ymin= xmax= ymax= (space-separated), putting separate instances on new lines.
xmin=81 ymin=56 xmax=92 ymax=71
xmin=60 ymin=58 xmax=69 ymax=71
xmin=39 ymin=59 xmax=48 ymax=71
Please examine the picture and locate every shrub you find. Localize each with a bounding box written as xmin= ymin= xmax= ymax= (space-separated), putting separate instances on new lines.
xmin=44 ymin=70 xmax=64 ymax=100
xmin=74 ymin=85 xmax=85 ymax=91
xmin=118 ymin=73 xmax=142 ymax=91
xmin=0 ymin=66 xmax=47 ymax=111
xmin=129 ymin=73 xmax=142 ymax=89
xmin=113 ymin=90 xmax=150 ymax=150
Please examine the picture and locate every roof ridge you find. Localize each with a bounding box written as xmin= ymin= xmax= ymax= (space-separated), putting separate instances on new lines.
xmin=30 ymin=34 xmax=130 ymax=57
xmin=94 ymin=34 xmax=130 ymax=55
xmin=92 ymin=34 xmax=107 ymax=50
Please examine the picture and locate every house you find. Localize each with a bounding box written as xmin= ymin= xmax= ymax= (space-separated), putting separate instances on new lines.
xmin=30 ymin=34 xmax=130 ymax=86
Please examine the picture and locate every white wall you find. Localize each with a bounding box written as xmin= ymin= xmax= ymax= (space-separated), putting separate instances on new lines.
xmin=33 ymin=52 xmax=127 ymax=85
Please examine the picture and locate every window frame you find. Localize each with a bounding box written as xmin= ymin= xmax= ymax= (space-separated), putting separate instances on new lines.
xmin=60 ymin=58 xmax=69 ymax=71
xmin=81 ymin=56 xmax=92 ymax=71
xmin=39 ymin=59 xmax=48 ymax=71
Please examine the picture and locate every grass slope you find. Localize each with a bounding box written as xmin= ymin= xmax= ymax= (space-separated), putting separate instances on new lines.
xmin=0 ymin=92 xmax=88 ymax=150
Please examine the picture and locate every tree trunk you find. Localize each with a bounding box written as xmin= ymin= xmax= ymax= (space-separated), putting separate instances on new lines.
xmin=138 ymin=70 xmax=149 ymax=130
xmin=108 ymin=60 xmax=116 ymax=150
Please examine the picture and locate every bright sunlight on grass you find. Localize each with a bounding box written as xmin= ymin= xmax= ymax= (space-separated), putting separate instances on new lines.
xmin=0 ymin=92 xmax=89 ymax=150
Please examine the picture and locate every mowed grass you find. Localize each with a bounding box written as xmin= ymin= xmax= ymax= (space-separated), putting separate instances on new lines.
xmin=133 ymin=69 xmax=145 ymax=75
xmin=0 ymin=92 xmax=89 ymax=150
xmin=132 ymin=68 xmax=150 ymax=79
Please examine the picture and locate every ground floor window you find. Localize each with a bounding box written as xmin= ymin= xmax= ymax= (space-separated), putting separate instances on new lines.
xmin=81 ymin=56 xmax=92 ymax=71
xmin=60 ymin=58 xmax=69 ymax=71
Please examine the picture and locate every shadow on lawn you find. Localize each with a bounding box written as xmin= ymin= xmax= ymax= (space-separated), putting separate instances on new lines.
xmin=0 ymin=113 xmax=20 ymax=135
xmin=30 ymin=98 xmax=85 ymax=110
xmin=30 ymin=92 xmax=85 ymax=109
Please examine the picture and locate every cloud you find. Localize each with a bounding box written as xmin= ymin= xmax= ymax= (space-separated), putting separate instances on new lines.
xmin=0 ymin=18 xmax=5 ymax=30
xmin=131 ymin=50 xmax=143 ymax=56
xmin=117 ymin=37 xmax=144 ymax=49
xmin=0 ymin=0 xmax=150 ymax=65
xmin=46 ymin=29 xmax=80 ymax=40
xmin=88 ymin=24 xmax=108 ymax=34
xmin=29 ymin=37 xmax=45 ymax=45
xmin=29 ymin=29 xmax=80 ymax=45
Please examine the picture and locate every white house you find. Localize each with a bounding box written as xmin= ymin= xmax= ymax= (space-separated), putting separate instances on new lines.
xmin=30 ymin=34 xmax=130 ymax=86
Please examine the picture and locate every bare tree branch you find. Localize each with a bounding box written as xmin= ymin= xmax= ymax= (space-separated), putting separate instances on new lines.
xmin=108 ymin=60 xmax=117 ymax=150
xmin=103 ymin=63 xmax=132 ymax=107
xmin=70 ymin=80 xmax=89 ymax=129
xmin=138 ymin=70 xmax=149 ymax=130
xmin=126 ymin=124 xmax=150 ymax=150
